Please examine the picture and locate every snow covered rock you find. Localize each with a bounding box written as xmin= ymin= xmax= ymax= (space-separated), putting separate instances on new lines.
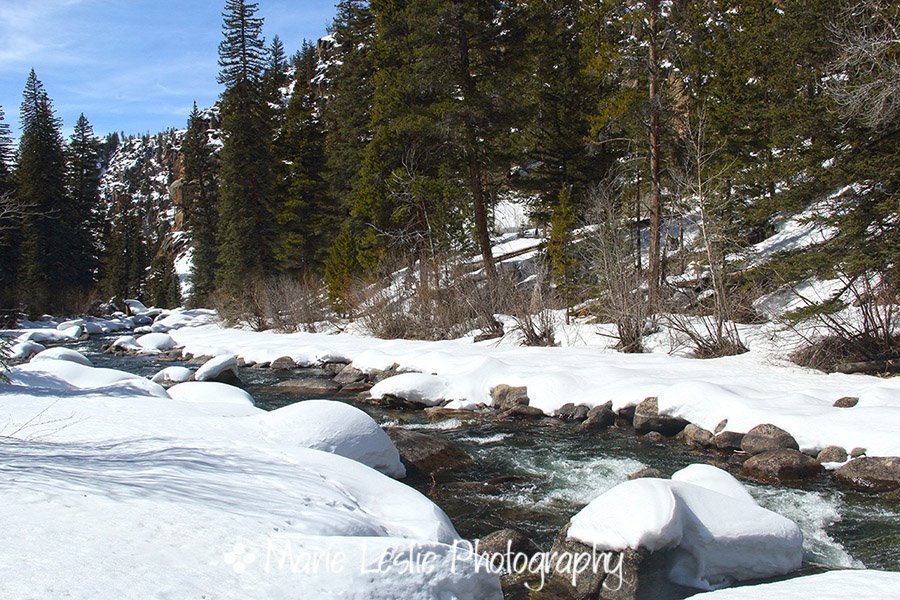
xmin=150 ymin=366 xmax=193 ymax=387
xmin=59 ymin=324 xmax=84 ymax=339
xmin=690 ymin=569 xmax=900 ymax=599
xmin=7 ymin=340 xmax=45 ymax=361
xmin=194 ymin=354 xmax=241 ymax=385
xmin=124 ymin=299 xmax=149 ymax=315
xmin=30 ymin=347 xmax=93 ymax=367
xmin=109 ymin=335 xmax=143 ymax=353
xmin=12 ymin=359 xmax=169 ymax=398
xmin=259 ymin=400 xmax=405 ymax=478
xmin=369 ymin=373 xmax=449 ymax=407
xmin=564 ymin=464 xmax=803 ymax=592
xmin=15 ymin=329 xmax=76 ymax=344
xmin=56 ymin=319 xmax=85 ymax=331
xmin=136 ymin=332 xmax=179 ymax=353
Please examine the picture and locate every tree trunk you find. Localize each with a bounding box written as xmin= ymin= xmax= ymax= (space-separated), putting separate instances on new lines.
xmin=647 ymin=0 xmax=662 ymax=312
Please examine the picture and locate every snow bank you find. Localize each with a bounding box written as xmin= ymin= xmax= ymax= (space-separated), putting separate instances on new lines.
xmin=369 ymin=373 xmax=450 ymax=407
xmin=167 ymin=323 xmax=900 ymax=457
xmin=30 ymin=347 xmax=94 ymax=367
xmin=567 ymin=465 xmax=803 ymax=590
xmin=167 ymin=382 xmax=257 ymax=415
xmin=7 ymin=340 xmax=45 ymax=360
xmin=259 ymin=400 xmax=405 ymax=478
xmin=16 ymin=328 xmax=78 ymax=344
xmin=0 ymin=360 xmax=500 ymax=598
xmin=691 ymin=569 xmax=900 ymax=599
xmin=194 ymin=354 xmax=238 ymax=381
xmin=136 ymin=332 xmax=178 ymax=353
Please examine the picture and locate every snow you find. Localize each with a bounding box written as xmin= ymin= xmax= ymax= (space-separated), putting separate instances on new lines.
xmin=567 ymin=465 xmax=803 ymax=590
xmin=30 ymin=347 xmax=94 ymax=367
xmin=124 ymin=299 xmax=149 ymax=315
xmin=258 ymin=400 xmax=406 ymax=478
xmin=136 ymin=332 xmax=179 ymax=352
xmin=109 ymin=335 xmax=143 ymax=353
xmin=7 ymin=340 xmax=45 ymax=360
xmin=0 ymin=360 xmax=500 ymax=598
xmin=150 ymin=366 xmax=193 ymax=385
xmin=369 ymin=373 xmax=450 ymax=407
xmin=194 ymin=354 xmax=239 ymax=381
xmin=691 ymin=569 xmax=900 ymax=599
xmin=15 ymin=327 xmax=79 ymax=344
xmin=167 ymin=324 xmax=900 ymax=457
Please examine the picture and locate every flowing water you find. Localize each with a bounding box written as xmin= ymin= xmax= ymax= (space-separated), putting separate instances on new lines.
xmin=75 ymin=338 xmax=900 ymax=591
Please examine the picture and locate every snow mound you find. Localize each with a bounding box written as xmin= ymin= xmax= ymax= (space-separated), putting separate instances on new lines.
xmin=124 ymin=299 xmax=149 ymax=315
xmin=30 ymin=347 xmax=94 ymax=367
xmin=369 ymin=373 xmax=449 ymax=407
xmin=150 ymin=366 xmax=193 ymax=386
xmin=136 ymin=332 xmax=178 ymax=353
xmin=16 ymin=329 xmax=77 ymax=344
xmin=109 ymin=335 xmax=143 ymax=353
xmin=691 ymin=569 xmax=900 ymax=599
xmin=12 ymin=359 xmax=169 ymax=398
xmin=194 ymin=354 xmax=238 ymax=382
xmin=167 ymin=382 xmax=257 ymax=415
xmin=568 ymin=464 xmax=803 ymax=590
xmin=259 ymin=400 xmax=405 ymax=478
xmin=56 ymin=319 xmax=85 ymax=331
xmin=8 ymin=340 xmax=45 ymax=360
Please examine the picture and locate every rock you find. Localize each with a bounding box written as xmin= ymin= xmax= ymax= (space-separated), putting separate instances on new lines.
xmin=617 ymin=405 xmax=637 ymax=423
xmin=743 ymin=449 xmax=824 ymax=482
xmin=150 ymin=366 xmax=193 ymax=387
xmin=491 ymin=384 xmax=530 ymax=410
xmin=572 ymin=405 xmax=591 ymax=421
xmin=833 ymin=457 xmax=900 ymax=492
xmin=368 ymin=365 xmax=399 ymax=383
xmin=628 ymin=468 xmax=669 ymax=480
xmin=385 ymin=429 xmax=475 ymax=479
xmin=477 ymin=529 xmax=541 ymax=563
xmin=194 ymin=355 xmax=242 ymax=385
xmin=339 ymin=382 xmax=371 ymax=395
xmin=575 ymin=403 xmax=615 ymax=432
xmin=501 ymin=405 xmax=545 ymax=419
xmin=270 ymin=356 xmax=296 ymax=371
xmin=741 ymin=424 xmax=799 ymax=455
xmin=556 ymin=403 xmax=577 ymax=420
xmin=322 ymin=361 xmax=350 ymax=376
xmin=632 ymin=397 xmax=688 ymax=436
xmin=682 ymin=424 xmax=714 ymax=448
xmin=713 ymin=431 xmax=745 ymax=451
xmin=641 ymin=432 xmax=665 ymax=443
xmin=833 ymin=396 xmax=859 ymax=408
xmin=334 ymin=364 xmax=366 ymax=385
xmin=817 ymin=446 xmax=848 ymax=463
xmin=424 ymin=407 xmax=478 ymax=421
xmin=274 ymin=378 xmax=342 ymax=395
xmin=850 ymin=447 xmax=867 ymax=458
xmin=714 ymin=419 xmax=728 ymax=434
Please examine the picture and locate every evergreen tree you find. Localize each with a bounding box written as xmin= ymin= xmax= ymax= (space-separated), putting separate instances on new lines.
xmin=66 ymin=113 xmax=102 ymax=289
xmin=182 ymin=102 xmax=219 ymax=305
xmin=16 ymin=70 xmax=70 ymax=314
xmin=0 ymin=105 xmax=19 ymax=307
xmin=147 ymin=247 xmax=182 ymax=308
xmin=547 ymin=185 xmax=578 ymax=320
xmin=101 ymin=193 xmax=147 ymax=304
xmin=324 ymin=220 xmax=361 ymax=313
xmin=216 ymin=0 xmax=277 ymax=295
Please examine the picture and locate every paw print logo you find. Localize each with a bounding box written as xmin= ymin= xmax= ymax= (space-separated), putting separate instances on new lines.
xmin=224 ymin=542 xmax=257 ymax=574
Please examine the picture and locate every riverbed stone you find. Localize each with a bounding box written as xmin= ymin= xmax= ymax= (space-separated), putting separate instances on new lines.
xmin=743 ymin=448 xmax=824 ymax=482
xmin=385 ymin=428 xmax=475 ymax=479
xmin=273 ymin=377 xmax=342 ymax=394
xmin=681 ymin=424 xmax=714 ymax=448
xmin=491 ymin=384 xmax=530 ymax=410
xmin=713 ymin=431 xmax=744 ymax=451
xmin=334 ymin=364 xmax=366 ymax=384
xmin=632 ymin=397 xmax=688 ymax=437
xmin=338 ymin=382 xmax=371 ymax=395
xmin=322 ymin=361 xmax=351 ymax=376
xmin=817 ymin=446 xmax=848 ymax=463
xmin=833 ymin=396 xmax=859 ymax=408
xmin=270 ymin=356 xmax=296 ymax=371
xmin=556 ymin=403 xmax=577 ymax=420
xmin=501 ymin=404 xmax=545 ymax=419
xmin=833 ymin=457 xmax=900 ymax=492
xmin=741 ymin=424 xmax=799 ymax=455
xmin=850 ymin=447 xmax=867 ymax=458
xmin=576 ymin=403 xmax=615 ymax=432
xmin=628 ymin=467 xmax=669 ymax=480
xmin=478 ymin=529 xmax=541 ymax=564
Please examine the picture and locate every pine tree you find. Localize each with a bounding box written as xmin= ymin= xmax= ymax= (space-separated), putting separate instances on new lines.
xmin=0 ymin=105 xmax=19 ymax=307
xmin=216 ymin=0 xmax=277 ymax=296
xmin=182 ymin=103 xmax=219 ymax=305
xmin=547 ymin=185 xmax=578 ymax=320
xmin=101 ymin=193 xmax=147 ymax=304
xmin=66 ymin=114 xmax=102 ymax=289
xmin=147 ymin=247 xmax=182 ymax=308
xmin=16 ymin=70 xmax=70 ymax=314
xmin=324 ymin=220 xmax=360 ymax=313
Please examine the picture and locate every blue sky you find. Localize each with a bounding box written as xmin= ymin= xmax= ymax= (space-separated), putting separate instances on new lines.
xmin=0 ymin=0 xmax=334 ymax=140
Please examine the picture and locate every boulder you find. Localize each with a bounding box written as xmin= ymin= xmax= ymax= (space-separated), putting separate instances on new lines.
xmin=491 ymin=384 xmax=530 ymax=410
xmin=632 ymin=397 xmax=688 ymax=436
xmin=385 ymin=429 xmax=475 ymax=479
xmin=194 ymin=355 xmax=241 ymax=386
xmin=833 ymin=396 xmax=859 ymax=408
xmin=274 ymin=377 xmax=342 ymax=395
xmin=334 ymin=364 xmax=366 ymax=385
xmin=681 ymin=424 xmax=714 ymax=448
xmin=833 ymin=457 xmax=900 ymax=492
xmin=743 ymin=449 xmax=824 ymax=482
xmin=556 ymin=403 xmax=577 ymax=420
xmin=501 ymin=405 xmax=545 ymax=419
xmin=477 ymin=529 xmax=541 ymax=563
xmin=322 ymin=361 xmax=351 ymax=376
xmin=713 ymin=431 xmax=745 ymax=451
xmin=850 ymin=447 xmax=867 ymax=458
xmin=817 ymin=446 xmax=848 ymax=464
xmin=741 ymin=424 xmax=799 ymax=455
xmin=270 ymin=356 xmax=297 ymax=371
xmin=714 ymin=419 xmax=728 ymax=434
xmin=150 ymin=366 xmax=193 ymax=387
xmin=641 ymin=432 xmax=665 ymax=443
xmin=628 ymin=468 xmax=669 ymax=480
xmin=575 ymin=403 xmax=615 ymax=432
